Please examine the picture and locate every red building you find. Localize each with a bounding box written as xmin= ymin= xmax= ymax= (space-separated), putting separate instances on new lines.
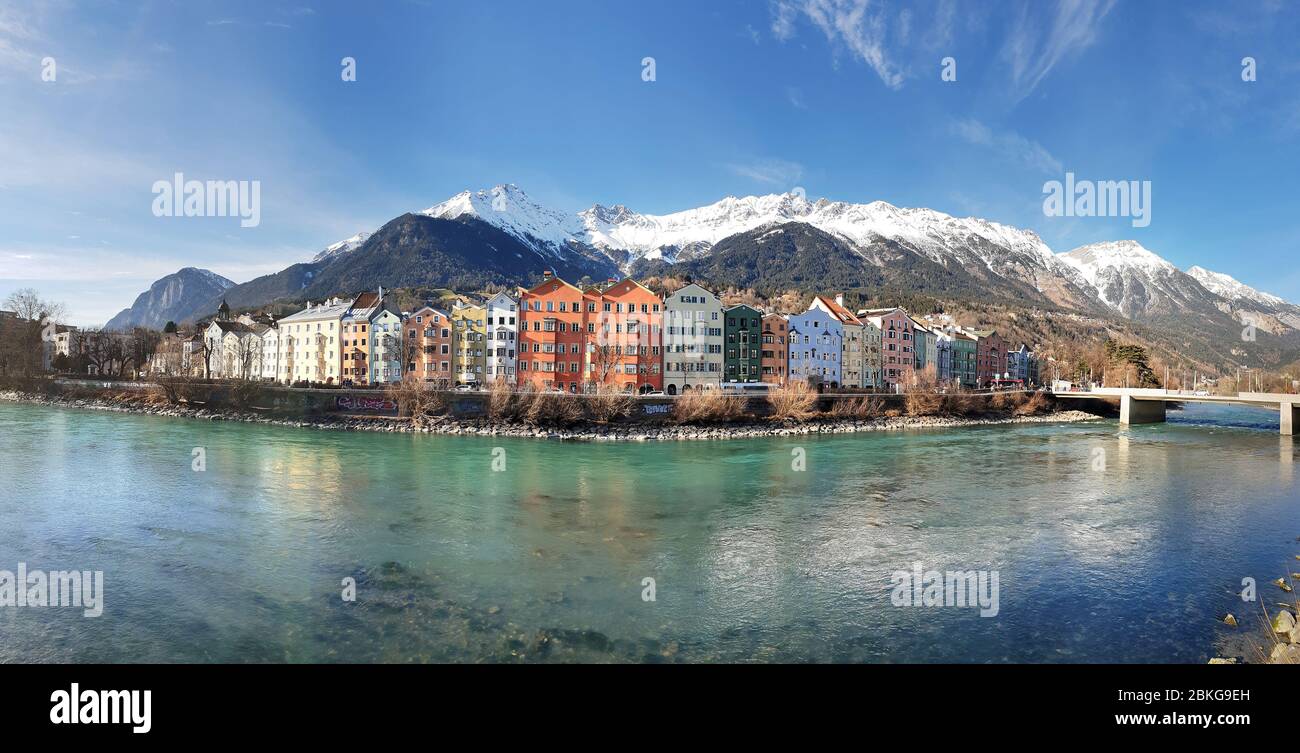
xmin=760 ymin=313 xmax=789 ymax=384
xmin=517 ymin=273 xmax=588 ymax=393
xmin=967 ymin=329 xmax=1007 ymax=387
xmin=584 ymin=278 xmax=663 ymax=393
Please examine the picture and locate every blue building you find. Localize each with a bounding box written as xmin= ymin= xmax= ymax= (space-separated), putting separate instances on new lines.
xmin=787 ymin=307 xmax=843 ymax=388
xmin=1006 ymin=344 xmax=1040 ymax=387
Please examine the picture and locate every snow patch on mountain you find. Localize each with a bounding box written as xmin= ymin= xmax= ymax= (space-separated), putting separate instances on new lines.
xmin=1187 ymin=265 xmax=1286 ymax=307
xmin=422 ymin=184 xmax=582 ymax=257
xmin=312 ymin=231 xmax=372 ymax=263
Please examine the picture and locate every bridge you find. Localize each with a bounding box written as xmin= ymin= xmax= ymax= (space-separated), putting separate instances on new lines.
xmin=1053 ymin=387 xmax=1299 ymax=435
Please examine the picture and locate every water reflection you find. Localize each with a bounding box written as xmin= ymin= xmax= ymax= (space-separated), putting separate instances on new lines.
xmin=1 ymin=401 xmax=1298 ymax=663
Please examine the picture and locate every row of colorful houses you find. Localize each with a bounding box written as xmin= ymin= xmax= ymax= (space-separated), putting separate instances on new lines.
xmin=154 ymin=273 xmax=1040 ymax=393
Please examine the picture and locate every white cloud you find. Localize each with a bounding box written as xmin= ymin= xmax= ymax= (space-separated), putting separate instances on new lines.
xmin=1002 ymin=0 xmax=1116 ymax=102
xmin=775 ymin=0 xmax=907 ymax=89
xmin=951 ymin=118 xmax=1062 ymax=176
xmin=725 ymin=158 xmax=805 ymax=186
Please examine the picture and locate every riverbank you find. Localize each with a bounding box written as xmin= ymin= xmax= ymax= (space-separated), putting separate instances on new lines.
xmin=0 ymin=388 xmax=1102 ymax=441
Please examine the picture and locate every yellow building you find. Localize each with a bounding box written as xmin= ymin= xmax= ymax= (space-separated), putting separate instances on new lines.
xmin=451 ymin=302 xmax=487 ymax=387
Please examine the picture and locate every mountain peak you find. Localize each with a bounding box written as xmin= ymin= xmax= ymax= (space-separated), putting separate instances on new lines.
xmin=421 ymin=184 xmax=580 ymax=254
xmin=311 ymin=231 xmax=372 ymax=263
xmin=1059 ymin=240 xmax=1172 ymax=273
xmin=1187 ymin=265 xmax=1286 ymax=307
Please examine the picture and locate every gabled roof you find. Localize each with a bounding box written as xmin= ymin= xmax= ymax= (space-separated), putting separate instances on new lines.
xmin=483 ymin=290 xmax=518 ymax=306
xmin=667 ymin=282 xmax=718 ymax=299
xmin=601 ymin=277 xmax=658 ymax=299
xmin=209 ymin=320 xmax=253 ymax=334
xmin=405 ymin=305 xmax=450 ymax=320
xmin=812 ymin=296 xmax=863 ymax=326
xmin=525 ymin=276 xmax=583 ymax=297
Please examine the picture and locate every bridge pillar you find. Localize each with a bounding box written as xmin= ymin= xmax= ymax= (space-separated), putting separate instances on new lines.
xmin=1120 ymin=395 xmax=1166 ymax=425
xmin=1282 ymin=402 xmax=1296 ymax=436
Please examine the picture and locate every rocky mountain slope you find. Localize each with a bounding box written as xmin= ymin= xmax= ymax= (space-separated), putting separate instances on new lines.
xmin=105 ymin=267 xmax=234 ymax=330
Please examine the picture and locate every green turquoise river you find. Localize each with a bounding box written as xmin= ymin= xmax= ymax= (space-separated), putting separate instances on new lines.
xmin=1 ymin=400 xmax=1297 ymax=662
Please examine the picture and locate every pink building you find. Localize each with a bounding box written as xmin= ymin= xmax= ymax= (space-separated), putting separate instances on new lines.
xmin=966 ymin=329 xmax=1007 ymax=387
xmin=860 ymin=307 xmax=915 ymax=389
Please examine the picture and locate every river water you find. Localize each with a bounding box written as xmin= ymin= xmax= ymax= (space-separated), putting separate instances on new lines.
xmin=1 ymin=401 xmax=1296 ymax=662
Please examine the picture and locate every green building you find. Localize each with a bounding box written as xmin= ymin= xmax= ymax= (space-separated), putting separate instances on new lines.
xmin=952 ymin=333 xmax=978 ymax=388
xmin=723 ymin=305 xmax=763 ymax=382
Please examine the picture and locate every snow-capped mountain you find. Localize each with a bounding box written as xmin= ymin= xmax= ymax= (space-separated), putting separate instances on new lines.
xmin=422 ymin=184 xmax=584 ymax=257
xmin=121 ymin=184 xmax=1299 ymax=367
xmin=1186 ymin=265 xmax=1285 ymax=307
xmin=403 ymin=185 xmax=1098 ymax=308
xmin=311 ymin=231 xmax=372 ymax=263
xmin=1057 ymin=241 xmax=1224 ymax=319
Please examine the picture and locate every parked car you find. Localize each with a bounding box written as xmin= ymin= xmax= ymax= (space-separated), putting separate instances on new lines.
xmin=454 ymin=384 xmax=473 ymax=392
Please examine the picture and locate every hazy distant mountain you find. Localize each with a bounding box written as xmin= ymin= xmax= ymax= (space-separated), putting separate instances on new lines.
xmin=105 ymin=267 xmax=233 ymax=330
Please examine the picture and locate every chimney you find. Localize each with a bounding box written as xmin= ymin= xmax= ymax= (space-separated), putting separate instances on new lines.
xmin=542 ymin=270 xmax=553 ymax=281
xmin=835 ymin=294 xmax=844 ymax=307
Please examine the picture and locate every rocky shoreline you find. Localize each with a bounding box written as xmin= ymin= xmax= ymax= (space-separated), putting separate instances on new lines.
xmin=0 ymin=389 xmax=1102 ymax=441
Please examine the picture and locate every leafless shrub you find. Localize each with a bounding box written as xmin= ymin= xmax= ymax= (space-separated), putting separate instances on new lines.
xmin=387 ymin=377 xmax=448 ymax=425
xmin=226 ymin=381 xmax=264 ymax=411
xmin=941 ymin=392 xmax=980 ymax=417
xmin=524 ymin=391 xmax=583 ymax=427
xmin=487 ymin=378 xmax=522 ymax=420
xmin=156 ymin=375 xmax=199 ymax=405
xmin=827 ymin=394 xmax=882 ymax=420
xmin=1013 ymin=391 xmax=1050 ymax=416
xmin=767 ymin=381 xmax=818 ymax=422
xmin=672 ymin=388 xmax=745 ymax=424
xmin=905 ymin=390 xmax=943 ymax=416
xmin=587 ymin=384 xmax=635 ymax=424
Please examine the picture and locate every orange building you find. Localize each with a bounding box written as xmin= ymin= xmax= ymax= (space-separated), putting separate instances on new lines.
xmin=761 ymin=313 xmax=789 ymax=384
xmin=585 ymin=278 xmax=663 ymax=393
xmin=403 ymin=305 xmax=453 ymax=385
xmin=518 ymin=273 xmax=588 ymax=393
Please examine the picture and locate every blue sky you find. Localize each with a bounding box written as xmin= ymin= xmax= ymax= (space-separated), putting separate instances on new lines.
xmin=1 ymin=0 xmax=1298 ymax=325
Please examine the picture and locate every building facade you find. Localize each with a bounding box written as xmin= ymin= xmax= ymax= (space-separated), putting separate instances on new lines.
xmin=662 ymin=283 xmax=723 ymax=394
xmin=723 ymin=304 xmax=762 ymax=383
xmin=967 ymin=329 xmax=1007 ymax=387
xmin=403 ymin=305 xmax=453 ymax=385
xmin=760 ymin=313 xmax=789 ymax=385
xmin=787 ymin=307 xmax=843 ymax=387
xmin=860 ymin=308 xmax=914 ymax=390
xmin=518 ymin=274 xmax=587 ymax=393
xmin=274 ymin=297 xmax=351 ymax=384
xmin=951 ymin=332 xmax=978 ymax=388
xmin=810 ymin=295 xmax=866 ymax=388
xmin=484 ymin=291 xmax=519 ymax=385
xmin=586 ymin=278 xmax=663 ymax=393
xmin=451 ymin=302 xmax=487 ymax=387
xmin=1007 ymin=344 xmax=1040 ymax=387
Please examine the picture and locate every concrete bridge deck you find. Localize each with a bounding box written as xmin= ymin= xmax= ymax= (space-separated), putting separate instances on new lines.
xmin=1053 ymin=388 xmax=1299 ymax=435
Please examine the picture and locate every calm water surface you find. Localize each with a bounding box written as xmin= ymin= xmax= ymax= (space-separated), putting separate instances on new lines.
xmin=1 ymin=401 xmax=1296 ymax=662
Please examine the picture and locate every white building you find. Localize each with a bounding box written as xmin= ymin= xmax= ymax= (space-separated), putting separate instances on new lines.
xmin=259 ymin=324 xmax=280 ymax=381
xmin=204 ymin=320 xmax=262 ymax=379
xmin=483 ymin=290 xmax=519 ymax=384
xmin=274 ymin=297 xmax=351 ymax=384
xmin=662 ymin=282 xmax=724 ymax=394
